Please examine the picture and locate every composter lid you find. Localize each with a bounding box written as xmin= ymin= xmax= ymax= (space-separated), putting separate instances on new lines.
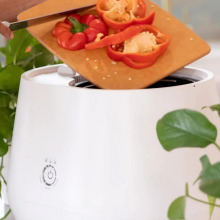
xmin=24 ymin=64 xmax=214 ymax=89
xmin=27 ymin=65 xmax=74 ymax=86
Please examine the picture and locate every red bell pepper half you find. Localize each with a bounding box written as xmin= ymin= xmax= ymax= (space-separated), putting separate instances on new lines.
xmin=105 ymin=24 xmax=170 ymax=69
xmin=53 ymin=14 xmax=108 ymax=51
xmin=96 ymin=0 xmax=155 ymax=30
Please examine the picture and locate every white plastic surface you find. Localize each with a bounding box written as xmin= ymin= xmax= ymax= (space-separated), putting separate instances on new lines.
xmin=7 ymin=65 xmax=220 ymax=220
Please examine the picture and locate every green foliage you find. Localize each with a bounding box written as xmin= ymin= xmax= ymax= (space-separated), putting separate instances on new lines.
xmin=200 ymin=161 xmax=220 ymax=198
xmin=0 ymin=93 xmax=11 ymax=108
xmin=208 ymin=195 xmax=216 ymax=220
xmin=168 ymin=196 xmax=186 ymax=220
xmin=0 ymin=65 xmax=24 ymax=94
xmin=156 ymin=109 xmax=217 ymax=151
xmin=0 ymin=135 xmax=8 ymax=157
xmin=31 ymin=44 xmax=54 ymax=67
xmin=157 ymin=108 xmax=220 ymax=219
xmin=0 ymin=29 xmax=63 ymax=219
xmin=0 ymin=108 xmax=14 ymax=140
xmin=203 ymin=104 xmax=220 ymax=117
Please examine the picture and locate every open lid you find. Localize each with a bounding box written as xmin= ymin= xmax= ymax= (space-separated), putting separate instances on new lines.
xmin=18 ymin=0 xmax=211 ymax=89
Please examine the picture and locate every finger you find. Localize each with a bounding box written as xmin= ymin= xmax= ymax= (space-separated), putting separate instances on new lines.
xmin=0 ymin=21 xmax=14 ymax=39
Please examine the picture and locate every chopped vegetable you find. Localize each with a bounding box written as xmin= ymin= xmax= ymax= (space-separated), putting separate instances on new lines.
xmin=85 ymin=25 xmax=143 ymax=50
xmin=53 ymin=14 xmax=108 ymax=51
xmin=96 ymin=0 xmax=155 ymax=29
xmin=106 ymin=24 xmax=170 ymax=69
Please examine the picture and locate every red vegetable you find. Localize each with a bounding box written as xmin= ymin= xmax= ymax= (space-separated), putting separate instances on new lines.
xmin=105 ymin=24 xmax=170 ymax=69
xmin=96 ymin=0 xmax=155 ymax=30
xmin=85 ymin=25 xmax=143 ymax=50
xmin=53 ymin=14 xmax=108 ymax=51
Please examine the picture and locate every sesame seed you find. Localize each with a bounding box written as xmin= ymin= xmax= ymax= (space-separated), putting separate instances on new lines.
xmin=103 ymin=77 xmax=106 ymax=80
xmin=128 ymin=78 xmax=132 ymax=81
xmin=107 ymin=75 xmax=111 ymax=77
xmin=151 ymin=5 xmax=154 ymax=7
xmin=86 ymin=58 xmax=89 ymax=61
xmin=111 ymin=61 xmax=117 ymax=65
xmin=190 ymin=38 xmax=194 ymax=41
xmin=114 ymin=72 xmax=117 ymax=74
xmin=137 ymin=5 xmax=140 ymax=7
xmin=167 ymin=18 xmax=170 ymax=21
xmin=93 ymin=66 xmax=98 ymax=70
xmin=94 ymin=60 xmax=97 ymax=62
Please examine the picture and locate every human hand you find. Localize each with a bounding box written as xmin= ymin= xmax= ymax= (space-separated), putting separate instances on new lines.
xmin=0 ymin=21 xmax=14 ymax=39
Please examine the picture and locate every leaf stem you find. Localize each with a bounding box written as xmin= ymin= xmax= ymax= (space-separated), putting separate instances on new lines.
xmin=0 ymin=157 xmax=3 ymax=173
xmin=0 ymin=158 xmax=7 ymax=185
xmin=0 ymin=174 xmax=7 ymax=186
xmin=188 ymin=195 xmax=220 ymax=208
xmin=0 ymin=209 xmax=11 ymax=220
xmin=214 ymin=142 xmax=220 ymax=151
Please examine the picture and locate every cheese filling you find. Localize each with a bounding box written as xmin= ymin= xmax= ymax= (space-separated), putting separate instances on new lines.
xmin=123 ymin=31 xmax=157 ymax=54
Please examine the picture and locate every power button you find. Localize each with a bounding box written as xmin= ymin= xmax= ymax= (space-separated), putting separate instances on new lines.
xmin=42 ymin=165 xmax=57 ymax=186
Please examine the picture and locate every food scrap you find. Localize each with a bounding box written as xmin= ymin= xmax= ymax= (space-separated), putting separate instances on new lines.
xmin=53 ymin=0 xmax=170 ymax=69
xmin=53 ymin=14 xmax=108 ymax=51
xmin=96 ymin=0 xmax=155 ymax=29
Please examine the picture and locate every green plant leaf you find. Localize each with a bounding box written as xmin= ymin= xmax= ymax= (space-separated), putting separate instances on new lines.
xmin=0 ymin=93 xmax=11 ymax=108
xmin=0 ymin=47 xmax=13 ymax=66
xmin=0 ymin=108 xmax=14 ymax=139
xmin=0 ymin=47 xmax=7 ymax=57
xmin=168 ymin=196 xmax=186 ymax=220
xmin=31 ymin=44 xmax=54 ymax=68
xmin=156 ymin=109 xmax=217 ymax=151
xmin=16 ymin=52 xmax=35 ymax=71
xmin=0 ymin=134 xmax=8 ymax=157
xmin=194 ymin=155 xmax=212 ymax=184
xmin=200 ymin=162 xmax=220 ymax=198
xmin=0 ymin=65 xmax=24 ymax=94
xmin=200 ymin=155 xmax=211 ymax=171
xmin=6 ymin=29 xmax=34 ymax=65
xmin=203 ymin=104 xmax=220 ymax=117
xmin=208 ymin=195 xmax=216 ymax=220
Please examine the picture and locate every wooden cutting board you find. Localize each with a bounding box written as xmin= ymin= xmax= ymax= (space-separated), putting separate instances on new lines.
xmin=18 ymin=0 xmax=210 ymax=89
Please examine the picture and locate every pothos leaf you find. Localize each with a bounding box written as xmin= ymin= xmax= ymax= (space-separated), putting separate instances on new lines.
xmin=0 ymin=134 xmax=8 ymax=157
xmin=194 ymin=155 xmax=211 ymax=184
xmin=208 ymin=195 xmax=216 ymax=220
xmin=200 ymin=162 xmax=220 ymax=198
xmin=0 ymin=108 xmax=14 ymax=139
xmin=0 ymin=65 xmax=24 ymax=94
xmin=0 ymin=93 xmax=11 ymax=108
xmin=156 ymin=109 xmax=217 ymax=151
xmin=203 ymin=104 xmax=220 ymax=117
xmin=31 ymin=44 xmax=54 ymax=68
xmin=168 ymin=196 xmax=186 ymax=220
xmin=6 ymin=29 xmax=34 ymax=64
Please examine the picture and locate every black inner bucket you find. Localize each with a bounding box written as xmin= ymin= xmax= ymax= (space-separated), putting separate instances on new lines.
xmin=75 ymin=76 xmax=198 ymax=89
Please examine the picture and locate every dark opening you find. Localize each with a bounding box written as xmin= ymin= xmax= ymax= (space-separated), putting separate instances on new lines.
xmin=75 ymin=76 xmax=198 ymax=89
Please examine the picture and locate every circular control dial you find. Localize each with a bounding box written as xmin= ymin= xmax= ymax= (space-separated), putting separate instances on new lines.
xmin=42 ymin=165 xmax=57 ymax=186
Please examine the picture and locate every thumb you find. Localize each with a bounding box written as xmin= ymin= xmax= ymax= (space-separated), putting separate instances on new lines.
xmin=0 ymin=21 xmax=14 ymax=39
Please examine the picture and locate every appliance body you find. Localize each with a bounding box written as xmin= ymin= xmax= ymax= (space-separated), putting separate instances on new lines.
xmin=8 ymin=65 xmax=220 ymax=220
